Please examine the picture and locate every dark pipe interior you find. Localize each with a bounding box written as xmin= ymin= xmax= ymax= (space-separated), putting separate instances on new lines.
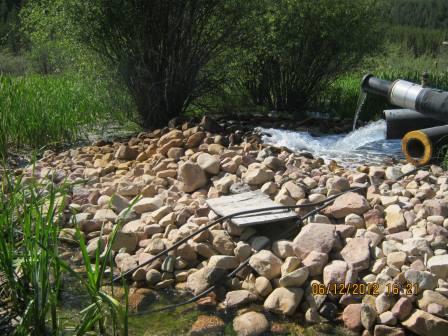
xmin=406 ymin=138 xmax=426 ymax=159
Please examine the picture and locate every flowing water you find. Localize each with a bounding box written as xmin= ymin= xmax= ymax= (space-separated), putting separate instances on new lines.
xmin=258 ymin=119 xmax=403 ymax=167
xmin=352 ymin=90 xmax=368 ymax=131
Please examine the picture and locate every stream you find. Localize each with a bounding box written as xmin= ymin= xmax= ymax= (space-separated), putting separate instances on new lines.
xmin=258 ymin=119 xmax=403 ymax=167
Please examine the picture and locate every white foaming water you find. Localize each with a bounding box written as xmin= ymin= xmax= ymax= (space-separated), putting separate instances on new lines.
xmin=258 ymin=120 xmax=403 ymax=166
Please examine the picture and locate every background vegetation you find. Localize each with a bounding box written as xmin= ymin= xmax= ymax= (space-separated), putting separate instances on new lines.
xmin=1 ymin=0 xmax=448 ymax=156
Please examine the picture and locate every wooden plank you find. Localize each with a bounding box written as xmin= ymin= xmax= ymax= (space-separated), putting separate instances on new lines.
xmin=206 ymin=190 xmax=298 ymax=227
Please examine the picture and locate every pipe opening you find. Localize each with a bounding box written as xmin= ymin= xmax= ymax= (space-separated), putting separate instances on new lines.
xmin=406 ymin=138 xmax=426 ymax=159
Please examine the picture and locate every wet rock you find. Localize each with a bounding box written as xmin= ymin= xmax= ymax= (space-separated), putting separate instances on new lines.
xmin=233 ymin=311 xmax=269 ymax=336
xmin=264 ymin=287 xmax=304 ymax=316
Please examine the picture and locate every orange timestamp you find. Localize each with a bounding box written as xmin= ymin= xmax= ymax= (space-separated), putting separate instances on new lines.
xmin=311 ymin=282 xmax=419 ymax=296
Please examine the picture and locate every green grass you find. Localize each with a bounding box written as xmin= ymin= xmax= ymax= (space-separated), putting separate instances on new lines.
xmin=0 ymin=168 xmax=130 ymax=335
xmin=0 ymin=73 xmax=135 ymax=158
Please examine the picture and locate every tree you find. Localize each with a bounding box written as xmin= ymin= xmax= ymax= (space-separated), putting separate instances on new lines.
xmin=240 ymin=0 xmax=382 ymax=113
xmin=70 ymin=0 xmax=256 ymax=128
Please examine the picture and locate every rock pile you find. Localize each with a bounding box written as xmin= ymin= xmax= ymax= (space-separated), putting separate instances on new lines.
xmin=22 ymin=118 xmax=448 ymax=335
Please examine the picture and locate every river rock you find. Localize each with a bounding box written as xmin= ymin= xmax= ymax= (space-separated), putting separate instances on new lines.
xmin=178 ymin=161 xmax=208 ymax=192
xmin=340 ymin=237 xmax=371 ymax=271
xmin=224 ymin=290 xmax=258 ymax=309
xmin=264 ymin=287 xmax=304 ymax=315
xmin=233 ymin=311 xmax=269 ymax=336
xmin=208 ymin=255 xmax=239 ymax=270
xmin=249 ymin=250 xmax=282 ymax=280
xmin=255 ymin=277 xmax=272 ymax=297
xmin=190 ymin=315 xmax=225 ymax=336
xmin=342 ymin=304 xmax=363 ymax=331
xmin=402 ymin=309 xmax=448 ymax=336
xmin=325 ymin=192 xmax=370 ymax=218
xmin=292 ymin=223 xmax=336 ymax=259
xmin=279 ymin=267 xmax=309 ymax=287
xmin=197 ymin=153 xmax=220 ymax=175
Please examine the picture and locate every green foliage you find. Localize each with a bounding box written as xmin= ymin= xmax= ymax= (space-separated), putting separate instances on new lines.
xmin=240 ymin=0 xmax=381 ymax=114
xmin=0 ymin=73 xmax=134 ymax=157
xmin=0 ymin=170 xmax=130 ymax=334
xmin=385 ymin=0 xmax=448 ymax=30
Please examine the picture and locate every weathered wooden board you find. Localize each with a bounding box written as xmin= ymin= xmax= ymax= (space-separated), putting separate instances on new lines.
xmin=206 ymin=190 xmax=298 ymax=227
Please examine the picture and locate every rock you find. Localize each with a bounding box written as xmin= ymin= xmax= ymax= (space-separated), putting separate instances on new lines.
xmin=133 ymin=197 xmax=162 ymax=214
xmin=197 ymin=153 xmax=220 ymax=175
xmin=212 ymin=231 xmax=235 ymax=255
xmin=387 ymin=251 xmax=407 ymax=269
xmin=186 ymin=266 xmax=227 ymax=295
xmin=249 ymin=250 xmax=282 ymax=280
xmin=281 ymin=256 xmax=301 ymax=275
xmin=386 ymin=167 xmax=402 ymax=180
xmin=214 ymin=175 xmax=236 ymax=194
xmin=87 ymin=237 xmax=105 ymax=258
xmin=244 ymin=167 xmax=274 ymax=186
xmin=128 ymin=288 xmax=156 ymax=312
xmin=224 ymin=290 xmax=258 ymax=309
xmin=292 ymin=223 xmax=336 ymax=259
xmin=391 ymin=297 xmax=413 ymax=321
xmin=326 ymin=176 xmax=350 ymax=192
xmin=190 ymin=315 xmax=225 ymax=336
xmin=427 ymin=255 xmax=448 ymax=279
xmin=255 ymin=277 xmax=272 ymax=297
xmin=341 ymin=238 xmax=371 ymax=271
xmin=302 ymin=251 xmax=328 ymax=276
xmin=361 ymin=303 xmax=378 ymax=330
xmin=345 ymin=213 xmax=366 ymax=229
xmin=186 ymin=132 xmax=205 ymax=148
xmin=234 ymin=242 xmax=252 ymax=261
xmin=264 ymin=287 xmax=304 ymax=316
xmin=323 ymin=260 xmax=348 ymax=286
xmin=272 ymin=240 xmax=294 ymax=259
xmin=343 ymin=304 xmax=363 ymax=331
xmin=282 ymin=181 xmax=306 ymax=200
xmin=375 ymin=293 xmax=395 ymax=314
xmin=404 ymin=270 xmax=437 ymax=293
xmin=110 ymin=231 xmax=138 ymax=252
xmin=208 ymin=255 xmax=239 ymax=270
xmin=385 ymin=205 xmax=406 ymax=233
xmin=233 ymin=311 xmax=269 ymax=336
xmin=146 ymin=269 xmax=162 ymax=286
xmin=325 ymin=192 xmax=370 ymax=218
xmin=424 ymin=200 xmax=448 ymax=217
xmin=418 ymin=290 xmax=448 ymax=310
xmin=402 ymin=309 xmax=448 ymax=336
xmin=279 ymin=267 xmax=309 ymax=287
xmin=93 ymin=209 xmax=117 ymax=223
xmin=178 ymin=161 xmax=208 ymax=192
xmin=115 ymin=145 xmax=138 ymax=160
xmin=374 ymin=325 xmax=405 ymax=336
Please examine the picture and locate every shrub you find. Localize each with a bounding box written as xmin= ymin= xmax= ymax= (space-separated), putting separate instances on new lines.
xmin=239 ymin=0 xmax=381 ymax=114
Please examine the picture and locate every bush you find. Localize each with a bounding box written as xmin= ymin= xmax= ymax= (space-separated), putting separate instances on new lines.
xmin=239 ymin=0 xmax=381 ymax=114
xmin=65 ymin=0 xmax=257 ymax=128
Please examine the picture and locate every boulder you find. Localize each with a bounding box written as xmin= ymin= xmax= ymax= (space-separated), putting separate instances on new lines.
xmin=325 ymin=192 xmax=370 ymax=219
xmin=249 ymin=250 xmax=282 ymax=280
xmin=293 ymin=223 xmax=336 ymax=259
xmin=340 ymin=238 xmax=371 ymax=271
xmin=264 ymin=287 xmax=304 ymax=316
xmin=402 ymin=309 xmax=448 ymax=336
xmin=178 ymin=161 xmax=208 ymax=192
xmin=233 ymin=311 xmax=269 ymax=336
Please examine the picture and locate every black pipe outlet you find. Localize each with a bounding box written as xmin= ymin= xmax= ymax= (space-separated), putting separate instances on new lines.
xmin=361 ymin=74 xmax=393 ymax=97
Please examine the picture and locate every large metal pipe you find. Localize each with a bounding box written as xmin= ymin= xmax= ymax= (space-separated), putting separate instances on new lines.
xmin=362 ymin=74 xmax=448 ymax=122
xmin=402 ymin=125 xmax=448 ymax=165
xmin=384 ymin=109 xmax=443 ymax=139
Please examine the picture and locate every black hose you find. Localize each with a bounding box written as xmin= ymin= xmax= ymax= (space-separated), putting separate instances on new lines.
xmin=111 ymin=187 xmax=366 ymax=283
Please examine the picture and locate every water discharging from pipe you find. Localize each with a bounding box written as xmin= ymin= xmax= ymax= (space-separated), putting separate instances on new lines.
xmin=352 ymin=90 xmax=368 ymax=131
xmin=258 ymin=120 xmax=403 ymax=167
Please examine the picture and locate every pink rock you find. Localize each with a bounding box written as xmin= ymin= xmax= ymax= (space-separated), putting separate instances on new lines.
xmin=342 ymin=304 xmax=363 ymax=331
xmin=325 ymin=192 xmax=370 ymax=219
xmin=391 ymin=297 xmax=413 ymax=321
xmin=292 ymin=223 xmax=336 ymax=259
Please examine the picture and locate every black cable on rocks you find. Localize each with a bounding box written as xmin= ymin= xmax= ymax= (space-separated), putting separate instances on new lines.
xmin=112 ymin=186 xmax=367 ymax=284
